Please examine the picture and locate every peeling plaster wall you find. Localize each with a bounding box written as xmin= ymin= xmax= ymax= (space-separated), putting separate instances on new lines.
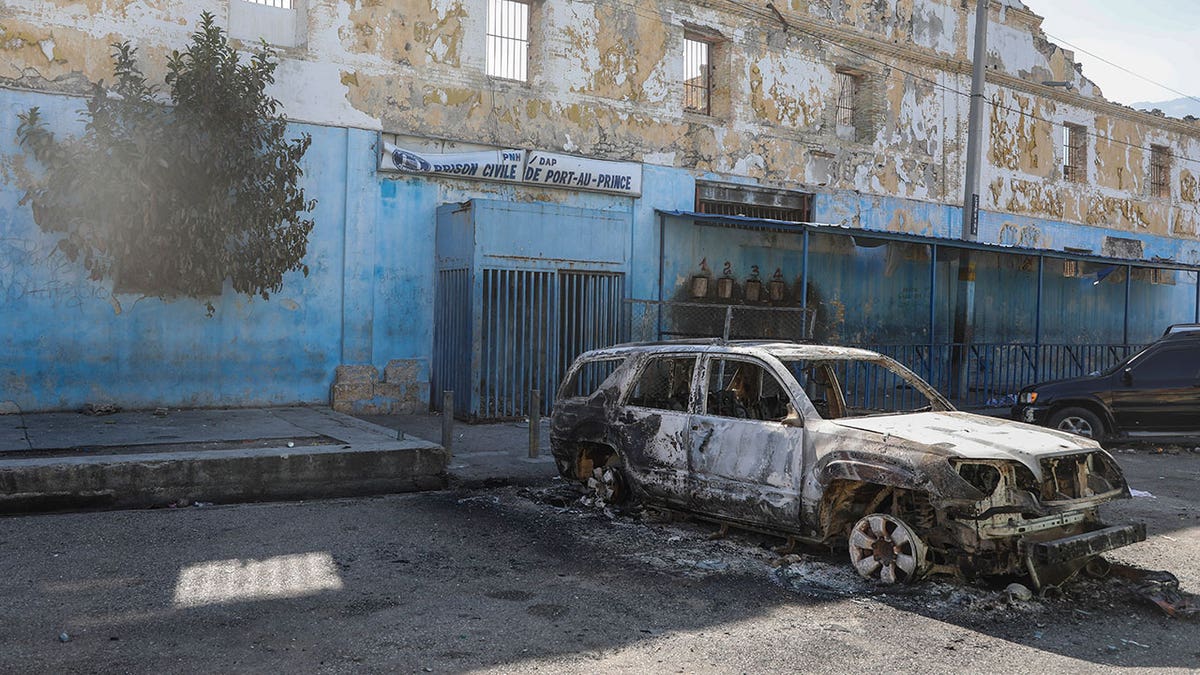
xmin=6 ymin=0 xmax=1200 ymax=248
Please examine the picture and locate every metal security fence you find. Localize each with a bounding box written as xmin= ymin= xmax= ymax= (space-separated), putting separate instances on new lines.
xmin=628 ymin=300 xmax=1143 ymax=409
xmin=860 ymin=343 xmax=1144 ymax=408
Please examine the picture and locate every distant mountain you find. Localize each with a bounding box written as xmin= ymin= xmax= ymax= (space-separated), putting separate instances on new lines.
xmin=1129 ymin=97 xmax=1200 ymax=119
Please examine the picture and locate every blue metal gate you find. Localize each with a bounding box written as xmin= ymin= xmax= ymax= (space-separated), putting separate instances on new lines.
xmin=432 ymin=269 xmax=472 ymax=417
xmin=434 ymin=267 xmax=626 ymax=420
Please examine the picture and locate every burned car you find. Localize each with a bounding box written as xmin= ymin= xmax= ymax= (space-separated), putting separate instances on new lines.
xmin=550 ymin=341 xmax=1145 ymax=587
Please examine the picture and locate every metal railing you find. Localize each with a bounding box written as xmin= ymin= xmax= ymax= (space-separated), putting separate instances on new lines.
xmin=627 ymin=300 xmax=1142 ymax=409
xmin=847 ymin=343 xmax=1142 ymax=409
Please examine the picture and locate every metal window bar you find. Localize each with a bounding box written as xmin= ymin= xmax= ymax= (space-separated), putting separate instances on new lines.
xmin=683 ymin=38 xmax=710 ymax=114
xmin=1150 ymin=145 xmax=1170 ymax=198
xmin=1063 ymin=124 xmax=1086 ymax=182
xmin=244 ymin=0 xmax=292 ymax=7
xmin=486 ymin=0 xmax=529 ymax=81
xmin=835 ymin=72 xmax=857 ymax=128
xmin=696 ymin=198 xmax=810 ymax=222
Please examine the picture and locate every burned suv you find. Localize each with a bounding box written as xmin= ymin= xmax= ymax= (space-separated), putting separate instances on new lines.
xmin=551 ymin=341 xmax=1144 ymax=588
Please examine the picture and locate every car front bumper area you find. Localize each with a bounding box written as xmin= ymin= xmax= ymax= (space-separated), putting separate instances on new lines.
xmin=1024 ymin=522 xmax=1147 ymax=588
xmin=1011 ymin=404 xmax=1051 ymax=426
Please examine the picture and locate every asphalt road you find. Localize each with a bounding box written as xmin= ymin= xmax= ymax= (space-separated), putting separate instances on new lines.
xmin=1 ymin=451 xmax=1198 ymax=674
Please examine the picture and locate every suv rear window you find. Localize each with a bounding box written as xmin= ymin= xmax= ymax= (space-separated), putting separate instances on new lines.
xmin=560 ymin=357 xmax=625 ymax=399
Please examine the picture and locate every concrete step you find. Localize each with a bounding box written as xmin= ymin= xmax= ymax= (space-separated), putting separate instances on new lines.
xmin=0 ymin=407 xmax=448 ymax=513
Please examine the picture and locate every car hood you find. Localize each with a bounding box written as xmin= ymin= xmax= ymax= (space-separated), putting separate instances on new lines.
xmin=1020 ymin=373 xmax=1112 ymax=397
xmin=829 ymin=411 xmax=1099 ymax=468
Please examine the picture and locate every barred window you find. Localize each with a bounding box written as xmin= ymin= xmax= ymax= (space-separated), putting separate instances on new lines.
xmin=486 ymin=0 xmax=529 ymax=81
xmin=1063 ymin=123 xmax=1087 ymax=183
xmin=695 ymin=182 xmax=813 ymax=222
xmin=1150 ymin=145 xmax=1171 ymax=198
xmin=683 ymin=37 xmax=711 ymax=114
xmin=835 ymin=71 xmax=859 ymax=128
xmin=245 ymin=0 xmax=291 ymax=6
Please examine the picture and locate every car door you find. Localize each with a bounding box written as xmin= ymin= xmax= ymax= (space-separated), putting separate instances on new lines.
xmin=1109 ymin=342 xmax=1200 ymax=433
xmin=615 ymin=353 xmax=700 ymax=506
xmin=687 ymin=355 xmax=805 ymax=528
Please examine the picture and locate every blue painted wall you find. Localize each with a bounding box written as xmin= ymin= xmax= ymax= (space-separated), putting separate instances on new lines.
xmin=0 ymin=88 xmax=435 ymax=411
xmin=3 ymin=85 xmax=1198 ymax=412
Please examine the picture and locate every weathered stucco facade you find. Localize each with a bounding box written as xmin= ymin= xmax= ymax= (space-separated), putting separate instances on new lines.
xmin=2 ymin=0 xmax=1199 ymax=413
xmin=5 ymin=0 xmax=1200 ymax=244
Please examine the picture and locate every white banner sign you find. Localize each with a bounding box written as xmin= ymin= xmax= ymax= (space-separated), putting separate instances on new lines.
xmin=380 ymin=143 xmax=642 ymax=196
xmin=381 ymin=142 xmax=524 ymax=182
xmin=522 ymin=151 xmax=642 ymax=196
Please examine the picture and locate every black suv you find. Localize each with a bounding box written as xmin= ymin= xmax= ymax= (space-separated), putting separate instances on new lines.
xmin=1012 ymin=325 xmax=1200 ymax=440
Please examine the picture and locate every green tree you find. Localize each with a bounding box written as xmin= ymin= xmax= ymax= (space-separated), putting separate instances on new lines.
xmin=16 ymin=12 xmax=314 ymax=315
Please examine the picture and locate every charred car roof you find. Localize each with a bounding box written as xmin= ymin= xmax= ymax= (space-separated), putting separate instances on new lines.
xmin=575 ymin=339 xmax=885 ymax=361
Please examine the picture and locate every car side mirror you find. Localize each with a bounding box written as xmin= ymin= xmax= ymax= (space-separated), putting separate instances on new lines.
xmin=1122 ymin=367 xmax=1133 ymax=386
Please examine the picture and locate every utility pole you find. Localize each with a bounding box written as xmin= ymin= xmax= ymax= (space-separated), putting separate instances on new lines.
xmin=951 ymin=0 xmax=989 ymax=402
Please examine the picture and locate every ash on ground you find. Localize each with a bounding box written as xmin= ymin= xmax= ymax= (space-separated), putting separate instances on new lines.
xmin=513 ymin=483 xmax=1183 ymax=625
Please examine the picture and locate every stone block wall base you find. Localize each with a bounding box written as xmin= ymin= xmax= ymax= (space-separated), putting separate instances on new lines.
xmin=331 ymin=359 xmax=428 ymax=415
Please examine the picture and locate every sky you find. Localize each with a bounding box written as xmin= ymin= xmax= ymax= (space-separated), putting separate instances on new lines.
xmin=1025 ymin=0 xmax=1200 ymax=106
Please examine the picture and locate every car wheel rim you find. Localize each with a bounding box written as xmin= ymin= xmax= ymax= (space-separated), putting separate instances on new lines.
xmin=1057 ymin=416 xmax=1094 ymax=438
xmin=584 ymin=467 xmax=621 ymax=505
xmin=848 ymin=514 xmax=927 ymax=584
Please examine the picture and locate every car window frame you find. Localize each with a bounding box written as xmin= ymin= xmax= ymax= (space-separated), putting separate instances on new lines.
xmin=619 ymin=353 xmax=703 ymax=413
xmin=556 ymin=354 xmax=630 ymax=402
xmin=1128 ymin=343 xmax=1200 ymax=382
xmin=697 ymin=354 xmax=803 ymax=424
xmin=776 ymin=353 xmax=951 ymax=418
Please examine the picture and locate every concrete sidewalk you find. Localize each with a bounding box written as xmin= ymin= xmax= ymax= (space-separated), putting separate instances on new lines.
xmin=352 ymin=411 xmax=559 ymax=486
xmin=0 ymin=406 xmax=448 ymax=513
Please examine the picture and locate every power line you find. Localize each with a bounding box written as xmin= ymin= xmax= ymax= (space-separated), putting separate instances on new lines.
xmin=584 ymin=0 xmax=1200 ymax=167
xmin=736 ymin=0 xmax=1200 ymax=165
xmin=1040 ymin=31 xmax=1200 ymax=110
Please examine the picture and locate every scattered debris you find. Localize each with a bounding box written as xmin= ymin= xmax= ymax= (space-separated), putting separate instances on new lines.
xmin=695 ymin=559 xmax=729 ymax=572
xmin=771 ymin=553 xmax=806 ymax=568
xmin=81 ymin=403 xmax=119 ymax=416
xmin=153 ymin=407 xmax=168 ymax=417
xmin=286 ymin=441 xmax=295 ymax=448
xmin=456 ymin=496 xmax=501 ymax=506
xmin=1005 ymin=583 xmax=1034 ymax=602
xmin=1130 ymin=489 xmax=1156 ymax=498
xmin=58 ymin=632 xmax=70 ymax=643
xmin=1134 ymin=574 xmax=1200 ymax=619
xmin=1121 ymin=639 xmax=1151 ymax=649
